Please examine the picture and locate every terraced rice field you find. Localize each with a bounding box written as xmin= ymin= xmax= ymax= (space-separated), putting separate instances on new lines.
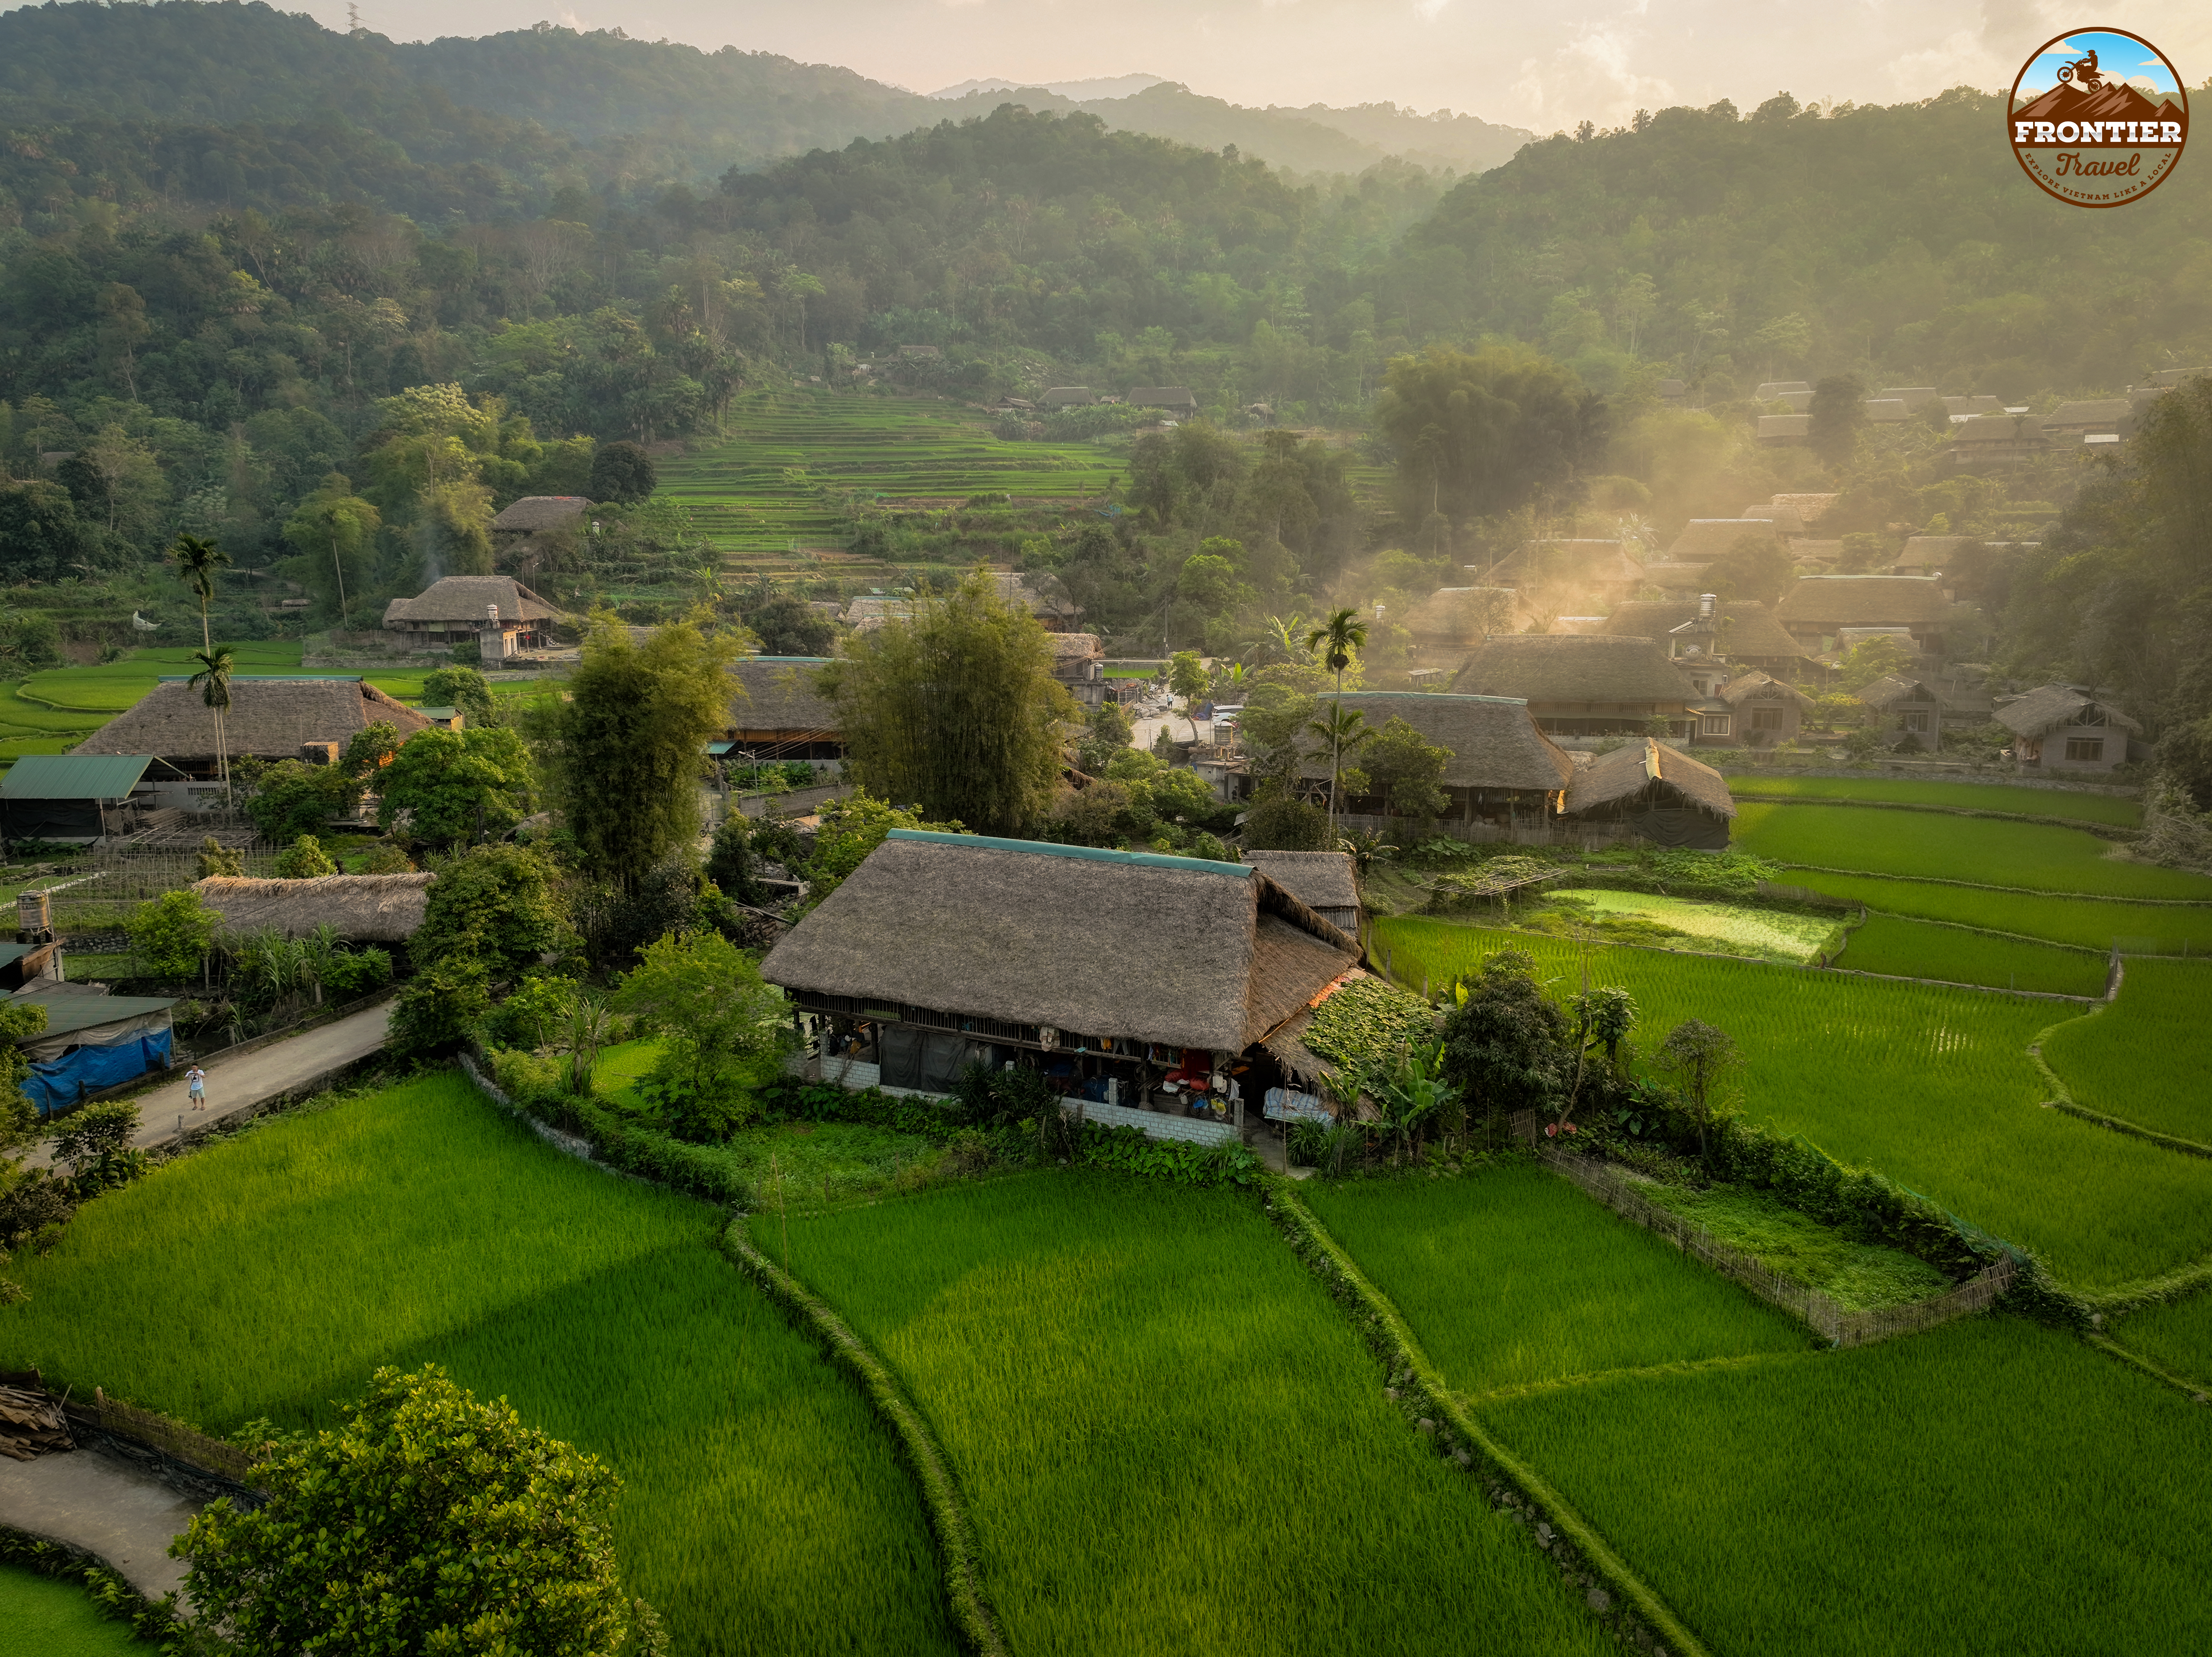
xmin=1833 ymin=914 xmax=2111 ymax=996
xmin=657 ymin=392 xmax=1120 ymax=578
xmin=0 ymin=1075 xmax=954 ymax=1657
xmin=1302 ymin=1165 xmax=1810 ymax=1396
xmin=1786 ymin=870 xmax=2212 ymax=954
xmin=1368 ymin=917 xmax=2212 ymax=1289
xmin=768 ymin=1171 xmax=1608 ymax=1657
xmin=1478 ymin=1319 xmax=2212 ymax=1657
xmin=2041 ymin=959 xmax=2212 ymax=1145
xmin=2112 ymin=1290 xmax=2212 ymax=1392
xmin=1733 ymin=803 xmax=2212 ymax=899
xmin=1724 ymin=774 xmax=2142 ymax=826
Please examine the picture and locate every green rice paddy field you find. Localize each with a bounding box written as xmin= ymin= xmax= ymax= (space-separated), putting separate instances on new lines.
xmin=1478 ymin=1319 xmax=2212 ymax=1657
xmin=2112 ymin=1290 xmax=2212 ymax=1392
xmin=1788 ymin=870 xmax=2212 ymax=953
xmin=1723 ymin=774 xmax=2142 ymax=826
xmin=0 ymin=1076 xmax=956 ymax=1657
xmin=1734 ymin=802 xmax=2212 ymax=899
xmin=762 ymin=1172 xmax=1609 ymax=1657
xmin=0 ymin=1566 xmax=143 ymax=1655
xmin=1302 ymin=1165 xmax=1812 ymax=1396
xmin=656 ymin=392 xmax=1119 ymax=571
xmin=2041 ymin=959 xmax=2212 ymax=1146
xmin=1833 ymin=914 xmax=2110 ymax=996
xmin=1367 ymin=917 xmax=2212 ymax=1290
xmin=1548 ymin=888 xmax=1846 ymax=963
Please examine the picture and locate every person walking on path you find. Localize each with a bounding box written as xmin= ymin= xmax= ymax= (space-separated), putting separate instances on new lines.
xmin=186 ymin=1066 xmax=207 ymax=1110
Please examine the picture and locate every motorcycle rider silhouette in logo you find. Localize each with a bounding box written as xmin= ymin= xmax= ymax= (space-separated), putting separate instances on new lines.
xmin=2056 ymin=48 xmax=2103 ymax=90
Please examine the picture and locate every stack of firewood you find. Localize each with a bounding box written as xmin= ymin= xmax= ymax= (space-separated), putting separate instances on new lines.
xmin=0 ymin=1377 xmax=73 ymax=1460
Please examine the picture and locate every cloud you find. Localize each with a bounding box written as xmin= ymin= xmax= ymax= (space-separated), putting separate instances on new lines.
xmin=1891 ymin=28 xmax=2006 ymax=95
xmin=1414 ymin=0 xmax=1450 ymax=19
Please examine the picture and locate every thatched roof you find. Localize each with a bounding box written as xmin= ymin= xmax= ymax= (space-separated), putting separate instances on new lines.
xmin=761 ymin=831 xmax=1359 ymax=1053
xmin=78 ymin=679 xmax=432 ymax=764
xmin=1403 ymin=587 xmax=1525 ymax=644
xmin=1453 ymin=635 xmax=1694 ymax=707
xmin=383 ymin=576 xmax=561 ymax=626
xmin=1720 ymin=670 xmax=1814 ymax=707
xmin=1770 ymin=493 xmax=1838 ymax=524
xmin=489 ymin=496 xmax=590 ymax=533
xmin=1564 ymin=740 xmax=1736 ymax=819
xmin=1857 ymin=674 xmax=1940 ymax=709
xmin=191 ymin=872 xmax=434 ymax=942
xmin=1954 ymin=414 xmax=2043 ymax=444
xmin=1040 ymin=387 xmax=1096 ymax=407
xmin=731 ymin=658 xmax=840 ymax=734
xmin=1600 ymin=601 xmax=1809 ymax=660
xmin=1293 ymin=693 xmax=1573 ymax=792
xmin=1736 ymin=503 xmax=1808 ymax=534
xmin=1049 ymin=632 xmax=1104 ymax=661
xmin=1483 ymin=540 xmax=1646 ymax=591
xmin=1993 ymin=685 xmax=2142 ymax=738
xmin=1665 ymin=519 xmax=1782 ymax=561
xmin=1775 ymin=575 xmax=1950 ymax=627
xmin=845 ymin=596 xmax=916 ymax=631
xmin=1941 ymin=396 xmax=2003 ymax=417
xmin=1127 ymin=387 xmax=1198 ymax=408
xmin=2046 ymin=399 xmax=2131 ymax=429
xmin=1897 ymin=535 xmax=1977 ymax=569
xmin=1240 ymin=851 xmax=1359 ymax=916
xmin=1636 ymin=562 xmax=1715 ymax=594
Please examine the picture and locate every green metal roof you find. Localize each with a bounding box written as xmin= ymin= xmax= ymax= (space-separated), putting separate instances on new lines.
xmin=0 ymin=754 xmax=153 ymax=800
xmin=15 ymin=992 xmax=176 ymax=1039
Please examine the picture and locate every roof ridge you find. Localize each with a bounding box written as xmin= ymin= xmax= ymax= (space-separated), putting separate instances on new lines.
xmin=887 ymin=827 xmax=1253 ymax=877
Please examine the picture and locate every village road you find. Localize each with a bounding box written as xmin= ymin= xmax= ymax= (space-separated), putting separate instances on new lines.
xmin=23 ymin=999 xmax=394 ymax=1167
xmin=0 ymin=1448 xmax=201 ymax=1601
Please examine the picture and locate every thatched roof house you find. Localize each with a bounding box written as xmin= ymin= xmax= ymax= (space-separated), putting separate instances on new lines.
xmin=1635 ymin=561 xmax=1716 ymax=598
xmin=1895 ymin=535 xmax=1977 ymax=574
xmin=383 ymin=576 xmax=565 ymax=658
xmin=1775 ymin=575 xmax=1952 ymax=651
xmin=489 ymin=496 xmax=589 ymax=534
xmin=1757 ymin=415 xmax=1810 ymax=444
xmin=844 ymin=595 xmax=916 ymax=632
xmin=1664 ymin=519 xmax=1782 ymax=562
xmin=727 ymin=658 xmax=841 ymax=759
xmin=1993 ymin=685 xmax=2140 ymax=774
xmin=1479 ymin=541 xmax=1646 ymax=606
xmin=1451 ymin=635 xmax=1695 ymax=736
xmin=1039 ymin=387 xmax=1096 ymax=408
xmin=78 ymin=679 xmax=432 ymax=778
xmin=1770 ymin=492 xmax=1838 ymax=526
xmin=1127 ymin=387 xmax=1198 ymax=411
xmin=1562 ymin=740 xmax=1736 ymax=849
xmin=1857 ymin=674 xmax=1944 ymax=749
xmin=1718 ymin=670 xmax=1813 ymax=747
xmin=1240 ymin=850 xmax=1360 ymax=934
xmin=2044 ymin=399 xmax=2132 ymax=437
xmin=191 ymin=872 xmax=434 ymax=943
xmin=763 ymin=830 xmax=1359 ymax=1115
xmin=1735 ymin=503 xmax=1808 ymax=535
xmin=1600 ymin=600 xmax=1809 ymax=669
xmin=1294 ymin=692 xmax=1574 ymax=796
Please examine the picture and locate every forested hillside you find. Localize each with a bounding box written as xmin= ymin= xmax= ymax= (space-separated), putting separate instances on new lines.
xmin=1385 ymin=89 xmax=2212 ymax=399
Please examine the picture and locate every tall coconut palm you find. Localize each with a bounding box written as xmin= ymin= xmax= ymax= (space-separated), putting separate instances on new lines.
xmin=169 ymin=533 xmax=230 ymax=656
xmin=189 ymin=644 xmax=235 ymax=807
xmin=1304 ymin=606 xmax=1368 ymax=831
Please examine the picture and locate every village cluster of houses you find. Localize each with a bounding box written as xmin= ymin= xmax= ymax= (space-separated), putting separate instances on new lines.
xmin=1747 ymin=369 xmax=2206 ymax=462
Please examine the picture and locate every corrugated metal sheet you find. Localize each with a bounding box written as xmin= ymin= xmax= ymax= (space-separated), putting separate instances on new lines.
xmin=1 ymin=754 xmax=153 ymax=800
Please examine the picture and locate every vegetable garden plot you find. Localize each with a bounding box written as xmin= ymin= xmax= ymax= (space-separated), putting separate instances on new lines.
xmin=1303 ymin=1164 xmax=1809 ymax=1395
xmin=2111 ymin=1289 xmax=2212 ymax=1392
xmin=1 ymin=1074 xmax=954 ymax=1657
xmin=1369 ymin=918 xmax=2212 ymax=1289
xmin=1724 ymin=774 xmax=2142 ymax=826
xmin=1548 ymin=888 xmax=1845 ymax=963
xmin=1478 ymin=1319 xmax=2212 ymax=1657
xmin=768 ymin=1172 xmax=1610 ymax=1657
xmin=1786 ymin=870 xmax=2212 ymax=954
xmin=2041 ymin=959 xmax=2212 ymax=1145
xmin=1731 ymin=803 xmax=2212 ymax=899
xmin=1832 ymin=914 xmax=2109 ymax=997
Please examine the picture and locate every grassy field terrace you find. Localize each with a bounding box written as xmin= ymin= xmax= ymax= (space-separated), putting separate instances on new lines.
xmin=656 ymin=392 xmax=1122 ymax=583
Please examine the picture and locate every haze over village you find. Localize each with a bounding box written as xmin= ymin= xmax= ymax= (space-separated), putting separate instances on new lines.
xmin=0 ymin=4 xmax=2208 ymax=1654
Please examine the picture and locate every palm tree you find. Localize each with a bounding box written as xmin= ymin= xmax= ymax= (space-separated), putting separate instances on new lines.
xmin=1304 ymin=607 xmax=1368 ymax=831
xmin=169 ymin=533 xmax=230 ymax=656
xmin=189 ymin=645 xmax=235 ymax=807
xmin=1304 ymin=703 xmax=1372 ymax=828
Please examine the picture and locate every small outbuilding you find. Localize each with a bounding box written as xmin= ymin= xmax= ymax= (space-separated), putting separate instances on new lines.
xmin=726 ymin=658 xmax=844 ymax=763
xmin=1240 ymin=850 xmax=1360 ymax=936
xmin=1857 ymin=674 xmax=1945 ymax=751
xmin=1993 ymin=685 xmax=2141 ymax=774
xmin=1718 ymin=671 xmax=1815 ymax=748
xmin=763 ymin=831 xmax=1360 ymax=1146
xmin=15 ymin=984 xmax=178 ymax=1117
xmin=191 ymin=873 xmax=435 ymax=944
xmin=0 ymin=755 xmax=155 ymax=845
xmin=382 ymin=576 xmax=565 ymax=660
xmin=1562 ymin=740 xmax=1737 ymax=849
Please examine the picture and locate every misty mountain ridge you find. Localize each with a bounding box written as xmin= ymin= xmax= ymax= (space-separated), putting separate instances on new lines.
xmin=927 ymin=73 xmax=1167 ymax=101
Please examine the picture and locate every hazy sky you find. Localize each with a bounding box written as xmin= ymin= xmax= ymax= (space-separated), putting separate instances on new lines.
xmin=220 ymin=3 xmax=2212 ymax=129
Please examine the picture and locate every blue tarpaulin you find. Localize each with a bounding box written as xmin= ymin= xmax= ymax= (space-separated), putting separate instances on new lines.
xmin=24 ymin=1030 xmax=172 ymax=1116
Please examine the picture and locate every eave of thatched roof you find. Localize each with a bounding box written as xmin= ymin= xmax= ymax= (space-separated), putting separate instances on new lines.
xmin=1563 ymin=740 xmax=1736 ymax=819
xmin=383 ymin=576 xmax=562 ymax=626
xmin=1775 ymin=575 xmax=1951 ymax=627
xmin=1602 ymin=600 xmax=1809 ymax=660
xmin=1240 ymin=850 xmax=1359 ymax=915
xmin=731 ymin=658 xmax=840 ymax=734
xmin=78 ymin=680 xmax=432 ymax=763
xmin=489 ymin=496 xmax=590 ymax=533
xmin=1993 ymin=684 xmax=2142 ymax=738
xmin=1664 ymin=519 xmax=1781 ymax=561
xmin=1292 ymin=692 xmax=1573 ymax=792
xmin=1452 ymin=635 xmax=1695 ymax=707
xmin=760 ymin=831 xmax=1358 ymax=1053
xmin=191 ymin=872 xmax=434 ymax=942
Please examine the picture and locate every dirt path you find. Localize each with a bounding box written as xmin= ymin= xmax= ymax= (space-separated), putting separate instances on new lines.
xmin=25 ymin=999 xmax=393 ymax=1168
xmin=0 ymin=1449 xmax=201 ymax=1601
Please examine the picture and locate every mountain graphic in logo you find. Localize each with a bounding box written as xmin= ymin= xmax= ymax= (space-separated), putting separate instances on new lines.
xmin=2008 ymin=28 xmax=2189 ymax=208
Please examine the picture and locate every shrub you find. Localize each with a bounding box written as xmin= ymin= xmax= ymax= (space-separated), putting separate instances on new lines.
xmin=612 ymin=931 xmax=790 ymax=1141
xmin=124 ymin=889 xmax=220 ymax=979
xmin=50 ymin=1100 xmax=147 ymax=1198
xmin=1243 ymin=794 xmax=1332 ymax=850
xmin=388 ymin=954 xmax=492 ymax=1061
xmin=244 ymin=760 xmax=359 ymax=843
xmin=273 ymin=834 xmax=337 ymax=879
xmin=175 ymin=1363 xmax=664 ymax=1657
